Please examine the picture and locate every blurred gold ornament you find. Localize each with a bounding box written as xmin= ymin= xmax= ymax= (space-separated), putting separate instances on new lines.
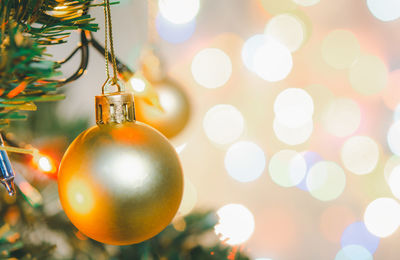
xmin=135 ymin=79 xmax=190 ymax=138
xmin=58 ymin=90 xmax=183 ymax=245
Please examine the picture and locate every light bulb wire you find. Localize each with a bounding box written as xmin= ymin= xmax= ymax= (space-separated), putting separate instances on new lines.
xmin=102 ymin=0 xmax=120 ymax=93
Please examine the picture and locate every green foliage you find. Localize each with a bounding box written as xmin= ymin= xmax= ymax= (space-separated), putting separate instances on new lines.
xmin=0 ymin=0 xmax=98 ymax=127
xmin=0 ymin=187 xmax=249 ymax=259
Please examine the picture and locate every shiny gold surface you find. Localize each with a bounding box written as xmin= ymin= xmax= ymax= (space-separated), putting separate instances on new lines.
xmin=58 ymin=122 xmax=183 ymax=245
xmin=135 ymin=80 xmax=190 ymax=138
xmin=95 ymin=92 xmax=136 ymax=124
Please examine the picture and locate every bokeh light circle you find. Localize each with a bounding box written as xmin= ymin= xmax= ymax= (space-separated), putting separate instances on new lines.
xmin=259 ymin=0 xmax=297 ymax=15
xmin=264 ymin=14 xmax=305 ymax=52
xmin=274 ymin=88 xmax=314 ymax=128
xmin=252 ymin=37 xmax=293 ymax=82
xmin=297 ymin=151 xmax=322 ymax=191
xmin=191 ymin=48 xmax=232 ymax=88
xmin=335 ymin=245 xmax=373 ymax=260
xmin=388 ymin=166 xmax=400 ymax=200
xmin=158 ymin=0 xmax=200 ymax=24
xmin=242 ymin=34 xmax=266 ymax=72
xmin=321 ymin=98 xmax=361 ymax=137
xmin=269 ymin=150 xmax=307 ymax=187
xmin=128 ymin=77 xmax=146 ymax=92
xmin=387 ymin=121 xmax=400 ymax=156
xmin=384 ymin=155 xmax=400 ymax=181
xmin=273 ymin=118 xmax=313 ymax=145
xmin=364 ymin=197 xmax=400 ymax=237
xmin=341 ymin=221 xmax=380 ymax=254
xmin=214 ymin=204 xmax=255 ymax=245
xmin=293 ymin=0 xmax=320 ymax=6
xmin=321 ymin=30 xmax=361 ymax=69
xmin=341 ymin=136 xmax=379 ymax=175
xmin=306 ymin=161 xmax=346 ymax=201
xmin=367 ymin=0 xmax=400 ymax=22
xmin=203 ymin=104 xmax=244 ymax=145
xmin=156 ymin=13 xmax=196 ymax=43
xmin=349 ymin=54 xmax=388 ymax=96
xmin=225 ymin=141 xmax=266 ymax=183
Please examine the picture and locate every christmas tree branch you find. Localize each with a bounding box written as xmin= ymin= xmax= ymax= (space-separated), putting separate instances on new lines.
xmin=0 ymin=0 xmax=99 ymax=127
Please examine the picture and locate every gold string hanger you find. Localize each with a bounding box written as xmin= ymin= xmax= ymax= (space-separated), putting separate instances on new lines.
xmin=102 ymin=0 xmax=121 ymax=93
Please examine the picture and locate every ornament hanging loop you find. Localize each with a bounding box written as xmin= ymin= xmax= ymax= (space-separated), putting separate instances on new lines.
xmin=101 ymin=77 xmax=123 ymax=94
xmin=102 ymin=0 xmax=119 ymax=87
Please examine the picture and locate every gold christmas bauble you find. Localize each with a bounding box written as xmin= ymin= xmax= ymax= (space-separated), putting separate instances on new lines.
xmin=58 ymin=120 xmax=183 ymax=245
xmin=135 ymin=80 xmax=190 ymax=138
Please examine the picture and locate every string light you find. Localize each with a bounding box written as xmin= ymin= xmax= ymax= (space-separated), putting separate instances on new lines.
xmin=214 ymin=203 xmax=255 ymax=245
xmin=31 ymin=152 xmax=57 ymax=175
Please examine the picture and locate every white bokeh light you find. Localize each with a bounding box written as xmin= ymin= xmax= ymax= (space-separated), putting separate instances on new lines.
xmin=335 ymin=245 xmax=373 ymax=260
xmin=242 ymin=34 xmax=267 ymax=72
xmin=388 ymin=121 xmax=400 ymax=156
xmin=269 ymin=150 xmax=307 ymax=187
xmin=389 ymin=166 xmax=400 ymax=200
xmin=341 ymin=136 xmax=379 ymax=175
xmin=203 ymin=104 xmax=244 ymax=145
xmin=192 ymin=48 xmax=232 ymax=89
xmin=274 ymin=88 xmax=314 ymax=128
xmin=38 ymin=156 xmax=53 ymax=172
xmin=367 ymin=0 xmax=400 ymax=22
xmin=129 ymin=77 xmax=146 ymax=92
xmin=273 ymin=118 xmax=313 ymax=145
xmin=307 ymin=161 xmax=346 ymax=201
xmin=364 ymin=198 xmax=400 ymax=238
xmin=225 ymin=141 xmax=266 ymax=183
xmin=252 ymin=36 xmax=293 ymax=82
xmin=321 ymin=98 xmax=361 ymax=137
xmin=158 ymin=0 xmax=200 ymax=24
xmin=215 ymin=204 xmax=255 ymax=245
xmin=264 ymin=13 xmax=305 ymax=52
xmin=293 ymin=0 xmax=320 ymax=6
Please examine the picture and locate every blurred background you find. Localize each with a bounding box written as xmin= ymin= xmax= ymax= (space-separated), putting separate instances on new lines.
xmin=13 ymin=0 xmax=400 ymax=259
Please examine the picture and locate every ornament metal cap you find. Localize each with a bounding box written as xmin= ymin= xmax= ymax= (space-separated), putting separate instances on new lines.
xmin=95 ymin=91 xmax=136 ymax=125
